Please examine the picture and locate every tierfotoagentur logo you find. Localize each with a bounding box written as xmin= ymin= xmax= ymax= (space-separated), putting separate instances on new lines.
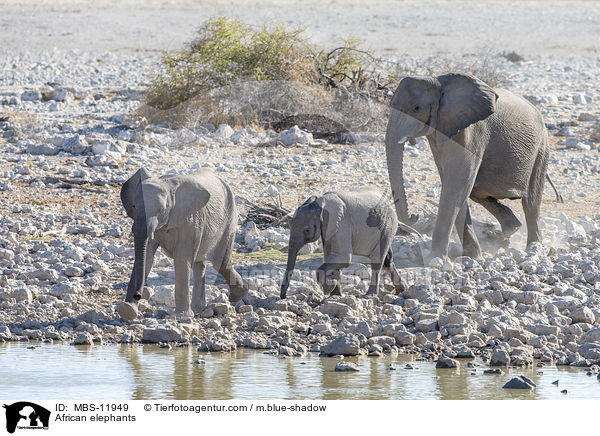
xmin=3 ymin=402 xmax=50 ymax=433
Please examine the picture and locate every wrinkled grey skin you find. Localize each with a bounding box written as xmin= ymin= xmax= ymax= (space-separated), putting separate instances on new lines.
xmin=385 ymin=73 xmax=550 ymax=263
xmin=120 ymin=168 xmax=247 ymax=317
xmin=280 ymin=190 xmax=407 ymax=299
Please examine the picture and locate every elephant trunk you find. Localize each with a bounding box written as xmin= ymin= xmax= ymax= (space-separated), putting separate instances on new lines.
xmin=385 ymin=114 xmax=411 ymax=224
xmin=280 ymin=239 xmax=302 ymax=299
xmin=126 ymin=218 xmax=148 ymax=303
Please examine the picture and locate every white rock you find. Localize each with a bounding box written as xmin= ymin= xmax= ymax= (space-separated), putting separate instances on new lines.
xmin=559 ymin=212 xmax=587 ymax=239
xmin=173 ymin=128 xmax=198 ymax=147
xmin=395 ymin=331 xmax=415 ymax=346
xmin=143 ymin=325 xmax=184 ymax=343
xmin=49 ymin=88 xmax=73 ymax=102
xmin=64 ymin=266 xmax=84 ymax=277
xmin=573 ymin=94 xmax=590 ymax=105
xmin=65 ymin=247 xmax=86 ymax=262
xmin=436 ymin=356 xmax=459 ymax=368
xmin=439 ymin=310 xmax=467 ymax=327
xmin=321 ymin=334 xmax=361 ymax=356
xmin=61 ymin=135 xmax=88 ymax=154
xmin=0 ymin=326 xmax=12 ymax=341
xmin=578 ymin=112 xmax=597 ymax=122
xmin=555 ymin=127 xmax=573 ymax=137
xmin=73 ymin=332 xmax=94 ymax=346
xmin=490 ymin=348 xmax=510 ymax=366
xmin=28 ymin=269 xmax=59 ymax=281
xmin=215 ymin=124 xmax=234 ymax=139
xmin=334 ymin=361 xmax=360 ymax=372
xmin=427 ymin=257 xmax=444 ymax=269
xmin=21 ymin=90 xmax=41 ymax=101
xmin=152 ymin=286 xmax=176 ymax=308
xmin=26 ymin=143 xmax=59 ymax=155
xmin=570 ymin=307 xmax=595 ymax=325
xmin=11 ymin=288 xmax=34 ymax=303
xmin=563 ymin=138 xmax=591 ymax=151
xmin=92 ymin=141 xmax=111 ymax=155
xmin=230 ymin=129 xmax=249 ymax=144
xmin=319 ymin=301 xmax=356 ymax=319
xmin=278 ymin=125 xmax=313 ymax=147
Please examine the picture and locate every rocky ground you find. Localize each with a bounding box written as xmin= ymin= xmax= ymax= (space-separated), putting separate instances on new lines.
xmin=1 ymin=2 xmax=600 ymax=374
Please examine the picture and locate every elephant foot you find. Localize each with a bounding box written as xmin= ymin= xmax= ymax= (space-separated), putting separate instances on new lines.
xmin=365 ymin=286 xmax=379 ymax=297
xmin=462 ymin=243 xmax=482 ymax=260
xmin=233 ymin=297 xmax=250 ymax=309
xmin=176 ymin=308 xmax=194 ymax=319
xmin=116 ymin=301 xmax=138 ymax=321
xmin=394 ymin=278 xmax=408 ymax=295
xmin=423 ymin=252 xmax=449 ymax=268
xmin=191 ymin=302 xmax=206 ymax=315
xmin=500 ymin=218 xmax=522 ymax=237
xmin=327 ymin=285 xmax=342 ymax=296
xmin=228 ymin=285 xmax=249 ymax=304
xmin=526 ymin=241 xmax=544 ymax=256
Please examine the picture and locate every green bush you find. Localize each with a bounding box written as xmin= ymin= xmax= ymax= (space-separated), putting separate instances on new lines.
xmin=145 ymin=17 xmax=388 ymax=111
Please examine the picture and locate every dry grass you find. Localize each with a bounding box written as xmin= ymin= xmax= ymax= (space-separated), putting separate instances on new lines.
xmin=136 ymin=79 xmax=391 ymax=133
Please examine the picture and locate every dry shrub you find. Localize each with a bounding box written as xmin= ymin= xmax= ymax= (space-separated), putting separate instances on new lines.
xmin=145 ymin=17 xmax=317 ymax=110
xmin=140 ymin=17 xmax=397 ymax=132
xmin=424 ymin=53 xmax=510 ymax=88
xmin=138 ymin=79 xmax=391 ymax=133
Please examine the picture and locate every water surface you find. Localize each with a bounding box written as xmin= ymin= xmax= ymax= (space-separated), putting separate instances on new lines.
xmin=1 ymin=343 xmax=598 ymax=400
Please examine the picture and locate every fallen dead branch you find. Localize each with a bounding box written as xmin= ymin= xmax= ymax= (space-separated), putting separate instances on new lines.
xmin=239 ymin=197 xmax=292 ymax=229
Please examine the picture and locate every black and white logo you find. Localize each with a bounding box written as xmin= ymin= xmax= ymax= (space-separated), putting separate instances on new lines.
xmin=3 ymin=402 xmax=50 ymax=434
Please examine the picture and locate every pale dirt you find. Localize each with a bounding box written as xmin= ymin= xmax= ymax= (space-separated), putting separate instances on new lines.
xmin=1 ymin=0 xmax=599 ymax=56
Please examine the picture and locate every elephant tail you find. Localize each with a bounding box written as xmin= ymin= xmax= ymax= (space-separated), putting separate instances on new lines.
xmin=397 ymin=221 xmax=425 ymax=242
xmin=545 ymin=173 xmax=564 ymax=203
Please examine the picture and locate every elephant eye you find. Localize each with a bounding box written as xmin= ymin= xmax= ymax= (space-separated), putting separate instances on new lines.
xmin=413 ymin=105 xmax=420 ymax=112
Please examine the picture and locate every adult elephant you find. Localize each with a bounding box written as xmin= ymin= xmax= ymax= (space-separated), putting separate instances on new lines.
xmin=385 ymin=73 xmax=550 ymax=263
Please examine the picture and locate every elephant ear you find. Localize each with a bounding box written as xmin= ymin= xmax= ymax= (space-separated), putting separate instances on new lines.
xmin=121 ymin=168 xmax=152 ymax=218
xmin=317 ymin=194 xmax=346 ymax=243
xmin=166 ymin=177 xmax=211 ymax=229
xmin=299 ymin=195 xmax=318 ymax=211
xmin=435 ymin=73 xmax=498 ymax=142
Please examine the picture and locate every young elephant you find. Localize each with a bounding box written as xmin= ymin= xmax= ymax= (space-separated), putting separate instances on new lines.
xmin=280 ymin=190 xmax=407 ymax=299
xmin=116 ymin=168 xmax=247 ymax=321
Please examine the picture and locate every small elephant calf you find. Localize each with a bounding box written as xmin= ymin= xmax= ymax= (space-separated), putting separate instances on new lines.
xmin=280 ymin=189 xmax=407 ymax=298
xmin=117 ymin=168 xmax=248 ymax=320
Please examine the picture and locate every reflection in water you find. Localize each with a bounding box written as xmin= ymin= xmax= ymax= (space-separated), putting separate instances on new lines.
xmin=436 ymin=366 xmax=469 ymax=400
xmin=1 ymin=342 xmax=599 ymax=400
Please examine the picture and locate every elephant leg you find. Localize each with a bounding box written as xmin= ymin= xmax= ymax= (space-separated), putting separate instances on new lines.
xmin=191 ymin=261 xmax=206 ymax=314
xmin=366 ymin=236 xmax=385 ymax=296
xmin=429 ymin=137 xmax=482 ymax=262
xmin=216 ymin=237 xmax=248 ymax=303
xmin=383 ymin=249 xmax=407 ymax=294
xmin=472 ymin=196 xmax=521 ymax=236
xmin=522 ymin=149 xmax=547 ymax=246
xmin=218 ymin=261 xmax=247 ymax=304
xmin=366 ymin=262 xmax=383 ymax=296
xmin=317 ymin=262 xmax=348 ymax=296
xmin=173 ymin=256 xmax=192 ymax=315
xmin=454 ymin=202 xmax=481 ymax=258
xmin=522 ymin=197 xmax=542 ymax=246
